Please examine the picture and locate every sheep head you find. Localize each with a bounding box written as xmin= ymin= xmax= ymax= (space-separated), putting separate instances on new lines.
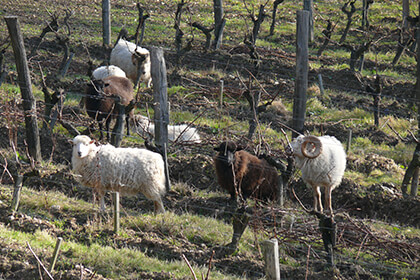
xmin=301 ymin=135 xmax=323 ymax=159
xmin=214 ymin=141 xmax=243 ymax=165
xmin=71 ymin=135 xmax=96 ymax=159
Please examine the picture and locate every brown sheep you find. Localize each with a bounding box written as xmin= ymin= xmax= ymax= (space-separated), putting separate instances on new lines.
xmin=85 ymin=76 xmax=134 ymax=141
xmin=213 ymin=141 xmax=279 ymax=201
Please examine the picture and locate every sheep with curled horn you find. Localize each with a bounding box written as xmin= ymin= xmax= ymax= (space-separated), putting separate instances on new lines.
xmin=290 ymin=135 xmax=346 ymax=215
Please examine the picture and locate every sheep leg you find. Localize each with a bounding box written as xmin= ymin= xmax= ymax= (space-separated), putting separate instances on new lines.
xmin=313 ymin=186 xmax=323 ymax=213
xmin=153 ymin=198 xmax=165 ymax=214
xmin=125 ymin=115 xmax=130 ymax=136
xmin=324 ymin=186 xmax=333 ymax=215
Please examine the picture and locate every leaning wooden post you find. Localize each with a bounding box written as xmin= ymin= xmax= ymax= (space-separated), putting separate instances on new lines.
xmin=292 ymin=10 xmax=309 ymax=138
xmin=278 ymin=177 xmax=284 ymax=208
xmin=219 ymin=79 xmax=224 ymax=108
xmin=346 ymin=129 xmax=352 ymax=153
xmin=402 ymin=0 xmax=409 ymax=30
xmin=373 ymin=76 xmax=382 ymax=127
xmin=102 ymin=0 xmax=111 ymax=46
xmin=303 ymin=0 xmax=313 ymax=43
xmin=113 ymin=192 xmax=120 ymax=233
xmin=49 ymin=237 xmax=63 ymax=272
xmin=11 ymin=175 xmax=23 ymax=212
xmin=410 ymin=167 xmax=419 ymax=196
xmin=151 ymin=47 xmax=171 ymax=192
xmin=5 ymin=16 xmax=42 ymax=163
xmin=263 ymin=239 xmax=280 ymax=280
xmin=318 ymin=74 xmax=324 ymax=95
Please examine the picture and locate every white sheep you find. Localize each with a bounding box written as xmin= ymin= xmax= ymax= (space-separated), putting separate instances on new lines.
xmin=130 ymin=114 xmax=201 ymax=144
xmin=110 ymin=39 xmax=152 ymax=88
xmin=92 ymin=65 xmax=127 ymax=80
xmin=70 ymin=135 xmax=166 ymax=213
xmin=290 ymin=135 xmax=346 ymax=214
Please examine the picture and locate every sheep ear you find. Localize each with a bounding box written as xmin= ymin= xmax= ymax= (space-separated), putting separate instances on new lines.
xmin=68 ymin=140 xmax=73 ymax=145
xmin=89 ymin=140 xmax=95 ymax=145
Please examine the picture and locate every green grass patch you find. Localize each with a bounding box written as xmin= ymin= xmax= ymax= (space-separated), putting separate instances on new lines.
xmin=0 ymin=225 xmax=244 ymax=280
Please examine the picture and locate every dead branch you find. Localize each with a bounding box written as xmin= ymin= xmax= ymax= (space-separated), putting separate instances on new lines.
xmin=387 ymin=123 xmax=405 ymax=142
xmin=192 ymin=22 xmax=214 ymax=49
xmin=204 ymin=250 xmax=215 ymax=280
xmin=342 ymin=40 xmax=372 ymax=71
xmin=126 ymin=3 xmax=149 ymax=46
xmin=269 ymin=0 xmax=285 ymax=36
xmin=27 ymin=242 xmax=55 ymax=280
xmin=339 ymin=0 xmax=356 ymax=44
xmin=182 ymin=254 xmax=197 ymax=280
xmin=63 ymin=9 xmax=74 ymax=36
xmin=317 ymin=20 xmax=334 ymax=57
xmin=174 ymin=0 xmax=193 ymax=64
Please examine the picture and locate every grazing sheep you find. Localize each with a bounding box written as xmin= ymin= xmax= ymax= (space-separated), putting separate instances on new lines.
xmin=70 ymin=135 xmax=166 ymax=213
xmin=92 ymin=65 xmax=127 ymax=80
xmin=130 ymin=114 xmax=201 ymax=144
xmin=85 ymin=76 xmax=134 ymax=141
xmin=213 ymin=141 xmax=279 ymax=201
xmin=110 ymin=38 xmax=152 ymax=88
xmin=290 ymin=135 xmax=346 ymax=214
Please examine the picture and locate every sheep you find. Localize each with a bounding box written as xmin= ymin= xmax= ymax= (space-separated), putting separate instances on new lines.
xmin=110 ymin=38 xmax=152 ymax=88
xmin=290 ymin=135 xmax=346 ymax=215
xmin=213 ymin=141 xmax=279 ymax=202
xmin=85 ymin=76 xmax=134 ymax=141
xmin=92 ymin=65 xmax=127 ymax=80
xmin=70 ymin=135 xmax=166 ymax=213
xmin=130 ymin=114 xmax=202 ymax=144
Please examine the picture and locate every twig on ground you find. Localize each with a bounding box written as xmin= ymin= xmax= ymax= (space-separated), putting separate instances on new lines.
xmin=182 ymin=254 xmax=197 ymax=280
xmin=27 ymin=242 xmax=55 ymax=280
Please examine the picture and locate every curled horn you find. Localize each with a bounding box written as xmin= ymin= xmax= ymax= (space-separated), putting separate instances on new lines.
xmin=301 ymin=136 xmax=322 ymax=159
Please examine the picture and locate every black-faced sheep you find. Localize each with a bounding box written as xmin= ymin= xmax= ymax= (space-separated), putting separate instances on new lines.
xmin=85 ymin=76 xmax=134 ymax=141
xmin=213 ymin=141 xmax=279 ymax=201
xmin=70 ymin=135 xmax=166 ymax=213
xmin=290 ymin=135 xmax=346 ymax=214
xmin=92 ymin=65 xmax=127 ymax=80
xmin=130 ymin=114 xmax=201 ymax=144
xmin=110 ymin=39 xmax=151 ymax=88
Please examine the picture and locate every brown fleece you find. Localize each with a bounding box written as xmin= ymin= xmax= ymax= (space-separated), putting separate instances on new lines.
xmin=85 ymin=76 xmax=134 ymax=139
xmin=214 ymin=142 xmax=279 ymax=201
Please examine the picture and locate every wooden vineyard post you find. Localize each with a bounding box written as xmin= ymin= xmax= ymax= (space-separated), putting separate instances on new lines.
xmin=5 ymin=16 xmax=42 ymax=163
xmin=318 ymin=74 xmax=324 ymax=95
xmin=219 ymin=79 xmax=224 ymax=108
xmin=11 ymin=175 xmax=24 ymax=212
xmin=263 ymin=239 xmax=280 ymax=280
xmin=151 ymin=47 xmax=171 ymax=192
xmin=49 ymin=237 xmax=63 ymax=272
xmin=292 ymin=10 xmax=309 ymax=138
xmin=113 ymin=192 xmax=120 ymax=233
xmin=102 ymin=0 xmax=111 ymax=46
